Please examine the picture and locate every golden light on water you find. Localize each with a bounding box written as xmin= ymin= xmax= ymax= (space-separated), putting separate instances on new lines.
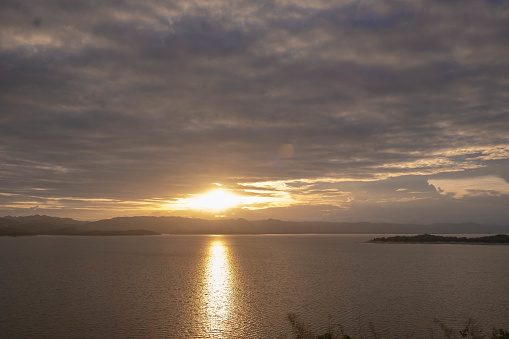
xmin=202 ymin=238 xmax=234 ymax=336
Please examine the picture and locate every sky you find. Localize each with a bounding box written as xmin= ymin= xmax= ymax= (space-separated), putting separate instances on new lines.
xmin=1 ymin=0 xmax=509 ymax=223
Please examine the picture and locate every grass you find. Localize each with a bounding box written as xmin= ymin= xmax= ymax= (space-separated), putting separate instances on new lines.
xmin=283 ymin=313 xmax=509 ymax=339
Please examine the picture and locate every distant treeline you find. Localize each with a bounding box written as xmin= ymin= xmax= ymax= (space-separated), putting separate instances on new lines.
xmin=370 ymin=233 xmax=509 ymax=243
xmin=0 ymin=227 xmax=36 ymax=236
xmin=0 ymin=227 xmax=159 ymax=237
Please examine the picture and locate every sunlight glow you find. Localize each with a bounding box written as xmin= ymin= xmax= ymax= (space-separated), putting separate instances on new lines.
xmin=187 ymin=189 xmax=241 ymax=211
xmin=166 ymin=187 xmax=294 ymax=212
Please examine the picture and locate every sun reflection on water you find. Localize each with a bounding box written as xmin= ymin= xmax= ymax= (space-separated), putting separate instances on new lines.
xmin=202 ymin=237 xmax=234 ymax=337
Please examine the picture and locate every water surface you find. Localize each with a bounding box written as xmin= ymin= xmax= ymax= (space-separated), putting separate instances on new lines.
xmin=1 ymin=234 xmax=508 ymax=338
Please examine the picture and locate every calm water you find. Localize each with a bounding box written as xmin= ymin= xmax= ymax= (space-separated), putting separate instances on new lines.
xmin=0 ymin=234 xmax=508 ymax=338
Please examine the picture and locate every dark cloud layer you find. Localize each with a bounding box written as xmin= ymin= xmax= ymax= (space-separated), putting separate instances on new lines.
xmin=1 ymin=0 xmax=509 ymax=222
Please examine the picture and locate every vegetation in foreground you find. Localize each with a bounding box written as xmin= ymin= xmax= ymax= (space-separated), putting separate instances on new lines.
xmin=284 ymin=313 xmax=509 ymax=339
xmin=370 ymin=234 xmax=509 ymax=244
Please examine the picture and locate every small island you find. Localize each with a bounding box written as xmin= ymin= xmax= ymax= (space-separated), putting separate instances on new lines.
xmin=369 ymin=234 xmax=509 ymax=244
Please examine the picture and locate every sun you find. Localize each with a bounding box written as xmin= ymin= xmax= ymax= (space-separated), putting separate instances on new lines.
xmin=187 ymin=189 xmax=242 ymax=211
xmin=164 ymin=185 xmax=295 ymax=213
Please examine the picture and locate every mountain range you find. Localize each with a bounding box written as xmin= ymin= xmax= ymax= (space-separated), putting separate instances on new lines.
xmin=1 ymin=215 xmax=509 ymax=236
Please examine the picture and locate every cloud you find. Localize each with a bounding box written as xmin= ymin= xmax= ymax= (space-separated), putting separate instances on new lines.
xmin=1 ymin=0 xmax=509 ymax=222
xmin=429 ymin=176 xmax=509 ymax=198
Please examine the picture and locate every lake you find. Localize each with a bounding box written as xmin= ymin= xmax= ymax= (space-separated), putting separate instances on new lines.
xmin=1 ymin=234 xmax=508 ymax=338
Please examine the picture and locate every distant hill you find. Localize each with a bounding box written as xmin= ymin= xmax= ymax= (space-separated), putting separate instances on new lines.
xmin=2 ymin=215 xmax=509 ymax=235
xmin=0 ymin=215 xmax=161 ymax=236
xmin=4 ymin=215 xmax=86 ymax=225
xmin=40 ymin=228 xmax=160 ymax=236
xmin=0 ymin=217 xmax=22 ymax=228
xmin=84 ymin=216 xmax=256 ymax=234
xmin=83 ymin=216 xmax=509 ymax=235
xmin=0 ymin=227 xmax=35 ymax=236
xmin=1 ymin=215 xmax=87 ymax=233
